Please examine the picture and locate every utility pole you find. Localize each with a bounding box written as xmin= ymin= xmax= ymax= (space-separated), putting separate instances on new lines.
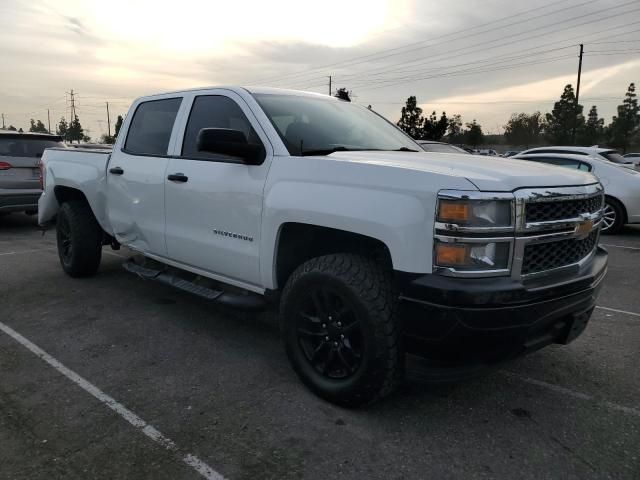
xmin=1 ymin=113 xmax=4 ymax=129
xmin=106 ymin=102 xmax=111 ymax=138
xmin=67 ymin=89 xmax=76 ymax=120
xmin=47 ymin=109 xmax=51 ymax=133
xmin=328 ymin=76 xmax=332 ymax=96
xmin=571 ymin=44 xmax=584 ymax=145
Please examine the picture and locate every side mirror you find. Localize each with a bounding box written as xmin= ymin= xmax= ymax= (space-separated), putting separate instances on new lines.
xmin=196 ymin=128 xmax=265 ymax=165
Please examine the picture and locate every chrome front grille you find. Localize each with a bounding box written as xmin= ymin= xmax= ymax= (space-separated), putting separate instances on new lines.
xmin=512 ymin=184 xmax=604 ymax=279
xmin=521 ymin=230 xmax=599 ymax=275
xmin=525 ymin=195 xmax=603 ymax=223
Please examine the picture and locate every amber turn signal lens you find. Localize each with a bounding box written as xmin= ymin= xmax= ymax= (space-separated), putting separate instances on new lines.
xmin=438 ymin=201 xmax=470 ymax=222
xmin=435 ymin=243 xmax=469 ymax=266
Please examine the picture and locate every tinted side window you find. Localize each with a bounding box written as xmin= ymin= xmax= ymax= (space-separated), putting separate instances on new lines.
xmin=182 ymin=95 xmax=261 ymax=160
xmin=124 ymin=98 xmax=182 ymax=155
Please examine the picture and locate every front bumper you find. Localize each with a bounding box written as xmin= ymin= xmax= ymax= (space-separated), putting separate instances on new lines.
xmin=396 ymin=246 xmax=608 ymax=364
xmin=0 ymin=188 xmax=41 ymax=213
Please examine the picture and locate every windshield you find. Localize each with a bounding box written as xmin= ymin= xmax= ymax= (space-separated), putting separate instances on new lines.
xmin=252 ymin=93 xmax=419 ymax=155
xmin=419 ymin=143 xmax=468 ymax=154
xmin=601 ymin=150 xmax=631 ymax=164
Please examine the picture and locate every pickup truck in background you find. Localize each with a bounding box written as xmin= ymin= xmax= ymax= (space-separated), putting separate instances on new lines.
xmin=39 ymin=87 xmax=608 ymax=406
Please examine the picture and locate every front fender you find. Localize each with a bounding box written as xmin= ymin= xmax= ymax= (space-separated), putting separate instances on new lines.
xmin=260 ymin=181 xmax=434 ymax=289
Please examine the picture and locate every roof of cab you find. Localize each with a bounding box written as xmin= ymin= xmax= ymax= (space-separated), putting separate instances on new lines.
xmin=139 ymin=86 xmax=334 ymax=100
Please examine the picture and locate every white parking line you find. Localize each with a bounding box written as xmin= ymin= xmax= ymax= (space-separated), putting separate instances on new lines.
xmin=0 ymin=320 xmax=225 ymax=480
xmin=0 ymin=247 xmax=54 ymax=256
xmin=103 ymin=250 xmax=126 ymax=258
xmin=500 ymin=371 xmax=640 ymax=418
xmin=596 ymin=306 xmax=640 ymax=318
xmin=601 ymin=243 xmax=640 ymax=251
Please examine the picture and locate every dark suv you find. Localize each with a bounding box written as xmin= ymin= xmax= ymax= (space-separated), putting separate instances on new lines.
xmin=0 ymin=131 xmax=65 ymax=216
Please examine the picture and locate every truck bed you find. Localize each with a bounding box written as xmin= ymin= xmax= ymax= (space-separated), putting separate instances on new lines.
xmin=38 ymin=147 xmax=113 ymax=231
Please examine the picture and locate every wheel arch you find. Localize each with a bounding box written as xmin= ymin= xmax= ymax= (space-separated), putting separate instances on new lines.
xmin=53 ymin=185 xmax=111 ymax=233
xmin=272 ymin=222 xmax=393 ymax=290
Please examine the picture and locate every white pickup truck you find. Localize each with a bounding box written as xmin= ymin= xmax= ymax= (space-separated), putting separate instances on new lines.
xmin=39 ymin=87 xmax=608 ymax=406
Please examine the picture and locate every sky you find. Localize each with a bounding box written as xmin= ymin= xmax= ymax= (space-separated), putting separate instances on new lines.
xmin=0 ymin=0 xmax=639 ymax=138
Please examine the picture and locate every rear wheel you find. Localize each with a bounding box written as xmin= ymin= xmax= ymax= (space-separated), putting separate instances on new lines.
xmin=56 ymin=200 xmax=103 ymax=277
xmin=280 ymin=254 xmax=402 ymax=407
xmin=601 ymin=197 xmax=624 ymax=234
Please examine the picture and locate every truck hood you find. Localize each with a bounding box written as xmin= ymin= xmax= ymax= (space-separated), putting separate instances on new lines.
xmin=326 ymin=151 xmax=597 ymax=191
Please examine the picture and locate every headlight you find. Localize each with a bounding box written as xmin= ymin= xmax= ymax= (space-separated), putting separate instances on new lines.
xmin=437 ymin=198 xmax=512 ymax=227
xmin=435 ymin=241 xmax=510 ymax=270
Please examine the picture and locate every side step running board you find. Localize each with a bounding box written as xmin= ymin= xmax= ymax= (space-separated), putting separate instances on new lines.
xmin=123 ymin=258 xmax=266 ymax=311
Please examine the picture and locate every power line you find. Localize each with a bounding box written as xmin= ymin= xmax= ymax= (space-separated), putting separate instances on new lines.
xmin=263 ymin=20 xmax=640 ymax=93
xmin=335 ymin=0 xmax=611 ymax=81
xmin=588 ymin=39 xmax=640 ymax=44
xmin=267 ymin=0 xmax=637 ymax=88
xmin=353 ymin=55 xmax=578 ymax=92
xmin=341 ymin=20 xmax=640 ymax=92
xmin=324 ymin=3 xmax=640 ymax=90
xmin=346 ymin=50 xmax=577 ymax=89
xmin=252 ymin=0 xmax=588 ymax=85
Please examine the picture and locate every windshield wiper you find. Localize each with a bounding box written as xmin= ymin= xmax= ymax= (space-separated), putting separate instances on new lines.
xmin=392 ymin=147 xmax=420 ymax=152
xmin=301 ymin=146 xmax=365 ymax=156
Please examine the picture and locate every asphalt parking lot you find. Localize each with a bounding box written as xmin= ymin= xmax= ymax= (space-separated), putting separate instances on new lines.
xmin=1 ymin=213 xmax=638 ymax=480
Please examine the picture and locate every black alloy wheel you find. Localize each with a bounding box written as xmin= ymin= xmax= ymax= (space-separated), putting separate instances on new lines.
xmin=296 ymin=286 xmax=364 ymax=379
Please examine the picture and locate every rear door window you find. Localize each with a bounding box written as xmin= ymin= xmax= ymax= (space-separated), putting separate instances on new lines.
xmin=124 ymin=98 xmax=182 ymax=156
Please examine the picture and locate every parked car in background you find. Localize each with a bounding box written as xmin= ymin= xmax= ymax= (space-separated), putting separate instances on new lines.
xmin=417 ymin=140 xmax=470 ymax=154
xmin=0 ymin=131 xmax=65 ymax=216
xmin=520 ymin=146 xmax=637 ymax=169
xmin=503 ymin=150 xmax=520 ymax=157
xmin=478 ymin=149 xmax=499 ymax=156
xmin=513 ymin=152 xmax=640 ymax=234
xmin=623 ymin=153 xmax=640 ymax=168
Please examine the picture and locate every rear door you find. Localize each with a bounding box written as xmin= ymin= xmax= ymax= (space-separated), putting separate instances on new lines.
xmin=163 ymin=91 xmax=272 ymax=287
xmin=106 ymin=96 xmax=183 ymax=255
xmin=0 ymin=135 xmax=64 ymax=190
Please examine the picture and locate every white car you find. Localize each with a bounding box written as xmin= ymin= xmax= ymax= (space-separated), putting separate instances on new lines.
xmin=623 ymin=153 xmax=640 ymax=168
xmin=417 ymin=140 xmax=470 ymax=154
xmin=520 ymin=146 xmax=637 ymax=169
xmin=478 ymin=149 xmax=499 ymax=156
xmin=514 ymin=152 xmax=640 ymax=233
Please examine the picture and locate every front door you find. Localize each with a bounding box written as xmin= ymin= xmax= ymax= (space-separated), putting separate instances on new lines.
xmin=163 ymin=92 xmax=271 ymax=288
xmin=106 ymin=97 xmax=182 ymax=255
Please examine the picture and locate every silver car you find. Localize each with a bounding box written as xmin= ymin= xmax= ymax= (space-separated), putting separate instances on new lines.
xmin=0 ymin=132 xmax=65 ymax=215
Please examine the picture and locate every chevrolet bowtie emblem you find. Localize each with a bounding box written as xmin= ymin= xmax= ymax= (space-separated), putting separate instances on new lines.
xmin=576 ymin=219 xmax=594 ymax=238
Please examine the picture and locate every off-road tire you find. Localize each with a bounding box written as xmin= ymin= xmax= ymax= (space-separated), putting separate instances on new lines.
xmin=56 ymin=200 xmax=102 ymax=277
xmin=280 ymin=254 xmax=402 ymax=407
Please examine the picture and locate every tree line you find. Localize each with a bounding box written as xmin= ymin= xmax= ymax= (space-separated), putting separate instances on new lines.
xmin=392 ymin=82 xmax=639 ymax=152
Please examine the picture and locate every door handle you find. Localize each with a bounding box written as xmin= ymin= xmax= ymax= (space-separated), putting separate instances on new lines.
xmin=167 ymin=173 xmax=188 ymax=183
xmin=109 ymin=167 xmax=124 ymax=175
